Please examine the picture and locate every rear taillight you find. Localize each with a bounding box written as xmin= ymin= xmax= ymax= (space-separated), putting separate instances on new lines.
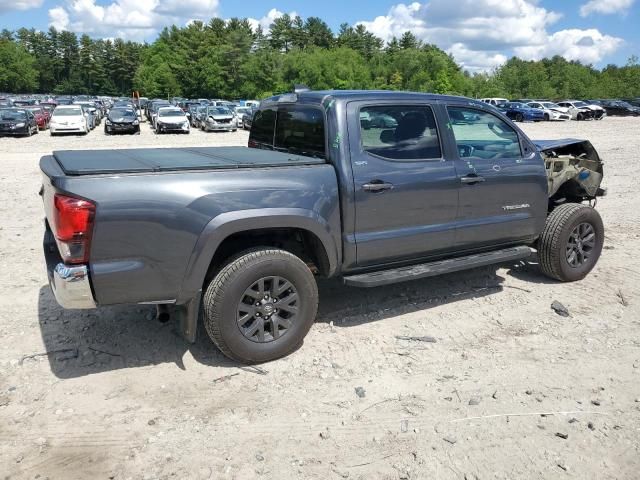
xmin=51 ymin=194 xmax=96 ymax=264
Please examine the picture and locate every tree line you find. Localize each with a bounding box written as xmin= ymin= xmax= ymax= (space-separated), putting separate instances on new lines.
xmin=1 ymin=16 xmax=639 ymax=100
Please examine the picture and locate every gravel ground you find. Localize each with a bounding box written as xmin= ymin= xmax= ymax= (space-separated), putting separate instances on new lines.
xmin=0 ymin=117 xmax=639 ymax=479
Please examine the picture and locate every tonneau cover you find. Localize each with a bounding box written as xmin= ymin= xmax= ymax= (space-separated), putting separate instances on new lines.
xmin=52 ymin=146 xmax=325 ymax=175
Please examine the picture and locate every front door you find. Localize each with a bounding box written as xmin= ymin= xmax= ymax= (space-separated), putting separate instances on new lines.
xmin=348 ymin=102 xmax=459 ymax=267
xmin=445 ymin=105 xmax=547 ymax=250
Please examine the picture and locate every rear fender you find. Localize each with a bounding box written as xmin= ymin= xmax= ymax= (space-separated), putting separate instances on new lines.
xmin=177 ymin=208 xmax=340 ymax=304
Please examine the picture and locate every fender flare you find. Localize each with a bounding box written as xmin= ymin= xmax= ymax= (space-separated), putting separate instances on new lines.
xmin=177 ymin=208 xmax=340 ymax=303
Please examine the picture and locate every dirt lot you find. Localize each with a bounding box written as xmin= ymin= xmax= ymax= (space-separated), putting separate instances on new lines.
xmin=1 ymin=118 xmax=639 ymax=480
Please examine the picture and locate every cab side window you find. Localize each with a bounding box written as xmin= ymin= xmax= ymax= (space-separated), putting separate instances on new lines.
xmin=360 ymin=105 xmax=441 ymax=160
xmin=447 ymin=107 xmax=522 ymax=159
xmin=248 ymin=108 xmax=276 ymax=148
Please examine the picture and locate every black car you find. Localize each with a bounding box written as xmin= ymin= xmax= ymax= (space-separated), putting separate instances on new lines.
xmin=597 ymin=100 xmax=640 ymax=116
xmin=0 ymin=108 xmax=38 ymax=136
xmin=104 ymin=107 xmax=140 ymax=135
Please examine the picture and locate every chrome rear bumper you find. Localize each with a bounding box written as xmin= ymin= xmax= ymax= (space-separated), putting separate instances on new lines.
xmin=49 ymin=263 xmax=96 ymax=309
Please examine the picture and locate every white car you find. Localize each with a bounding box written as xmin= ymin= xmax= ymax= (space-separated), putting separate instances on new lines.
xmin=480 ymin=97 xmax=509 ymax=106
xmin=49 ymin=106 xmax=89 ymax=136
xmin=527 ymin=102 xmax=571 ymax=121
xmin=155 ymin=107 xmax=190 ymax=134
xmin=557 ymin=100 xmax=605 ymax=121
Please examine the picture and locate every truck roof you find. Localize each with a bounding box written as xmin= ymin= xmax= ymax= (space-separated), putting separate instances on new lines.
xmin=261 ymin=90 xmax=481 ymax=107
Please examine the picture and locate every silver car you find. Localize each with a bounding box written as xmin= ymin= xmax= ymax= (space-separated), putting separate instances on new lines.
xmin=201 ymin=106 xmax=237 ymax=132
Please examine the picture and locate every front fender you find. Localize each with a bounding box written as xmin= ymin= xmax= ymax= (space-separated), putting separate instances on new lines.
xmin=177 ymin=208 xmax=341 ymax=303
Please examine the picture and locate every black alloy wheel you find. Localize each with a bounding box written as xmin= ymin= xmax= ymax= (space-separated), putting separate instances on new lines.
xmin=237 ymin=276 xmax=299 ymax=343
xmin=565 ymin=222 xmax=596 ymax=268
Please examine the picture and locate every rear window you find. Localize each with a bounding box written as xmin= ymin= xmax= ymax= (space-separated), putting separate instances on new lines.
xmin=249 ymin=106 xmax=325 ymax=159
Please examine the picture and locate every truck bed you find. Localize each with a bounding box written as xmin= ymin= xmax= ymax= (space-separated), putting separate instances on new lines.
xmin=52 ymin=146 xmax=325 ymax=176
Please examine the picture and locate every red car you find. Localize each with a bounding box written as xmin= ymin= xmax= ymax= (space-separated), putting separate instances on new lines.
xmin=26 ymin=106 xmax=50 ymax=130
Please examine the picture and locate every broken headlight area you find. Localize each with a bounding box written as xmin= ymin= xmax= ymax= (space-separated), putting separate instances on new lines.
xmin=535 ymin=139 xmax=605 ymax=200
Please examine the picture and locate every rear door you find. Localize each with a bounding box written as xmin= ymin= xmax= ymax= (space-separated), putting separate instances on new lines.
xmin=347 ymin=101 xmax=459 ymax=267
xmin=445 ymin=104 xmax=547 ymax=250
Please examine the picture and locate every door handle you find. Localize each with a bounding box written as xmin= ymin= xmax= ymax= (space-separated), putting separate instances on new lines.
xmin=362 ymin=181 xmax=394 ymax=193
xmin=460 ymin=175 xmax=485 ymax=185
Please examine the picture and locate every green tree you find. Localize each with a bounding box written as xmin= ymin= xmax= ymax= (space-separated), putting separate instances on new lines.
xmin=0 ymin=39 xmax=38 ymax=92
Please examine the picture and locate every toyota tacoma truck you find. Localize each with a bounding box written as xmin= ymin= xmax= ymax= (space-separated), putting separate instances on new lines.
xmin=40 ymin=90 xmax=605 ymax=363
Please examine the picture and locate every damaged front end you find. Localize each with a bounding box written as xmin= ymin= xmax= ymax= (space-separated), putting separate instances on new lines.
xmin=535 ymin=139 xmax=605 ymax=204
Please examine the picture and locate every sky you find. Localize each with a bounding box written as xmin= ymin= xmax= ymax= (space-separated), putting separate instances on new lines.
xmin=0 ymin=0 xmax=638 ymax=71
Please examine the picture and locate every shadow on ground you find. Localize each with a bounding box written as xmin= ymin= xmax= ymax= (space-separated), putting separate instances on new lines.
xmin=36 ymin=259 xmax=550 ymax=379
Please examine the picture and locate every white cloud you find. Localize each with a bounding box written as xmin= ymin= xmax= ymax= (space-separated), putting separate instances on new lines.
xmin=580 ymin=0 xmax=635 ymax=17
xmin=47 ymin=0 xmax=219 ymax=40
xmin=514 ymin=29 xmax=623 ymax=63
xmin=48 ymin=6 xmax=70 ymax=30
xmin=356 ymin=0 xmax=624 ymax=71
xmin=0 ymin=0 xmax=43 ymax=13
xmin=247 ymin=8 xmax=298 ymax=34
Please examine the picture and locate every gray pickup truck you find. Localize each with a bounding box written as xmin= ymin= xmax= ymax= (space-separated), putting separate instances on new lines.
xmin=41 ymin=90 xmax=605 ymax=363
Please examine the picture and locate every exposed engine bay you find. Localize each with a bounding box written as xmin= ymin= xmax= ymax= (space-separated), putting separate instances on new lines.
xmin=535 ymin=139 xmax=605 ymax=201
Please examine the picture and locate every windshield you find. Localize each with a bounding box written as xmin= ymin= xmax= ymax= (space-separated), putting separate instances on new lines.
xmin=159 ymin=109 xmax=184 ymax=117
xmin=111 ymin=108 xmax=136 ymax=117
xmin=53 ymin=108 xmax=83 ymax=116
xmin=542 ymin=102 xmax=560 ymax=108
xmin=26 ymin=107 xmax=43 ymax=114
xmin=209 ymin=107 xmax=231 ymax=115
xmin=574 ymin=101 xmax=588 ymax=107
xmin=0 ymin=109 xmax=26 ymax=121
xmin=236 ymin=107 xmax=250 ymax=115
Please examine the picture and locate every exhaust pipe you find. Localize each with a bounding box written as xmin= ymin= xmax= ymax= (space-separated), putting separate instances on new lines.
xmin=156 ymin=304 xmax=170 ymax=323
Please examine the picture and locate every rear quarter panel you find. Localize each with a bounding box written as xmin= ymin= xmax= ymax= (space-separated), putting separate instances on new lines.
xmin=44 ymin=163 xmax=340 ymax=305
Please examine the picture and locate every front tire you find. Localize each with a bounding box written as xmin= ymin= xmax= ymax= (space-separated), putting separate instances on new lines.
xmin=203 ymin=249 xmax=319 ymax=364
xmin=515 ymin=113 xmax=524 ymax=122
xmin=538 ymin=203 xmax=604 ymax=282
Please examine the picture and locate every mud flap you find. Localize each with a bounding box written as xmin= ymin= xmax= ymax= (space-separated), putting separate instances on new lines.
xmin=175 ymin=290 xmax=202 ymax=343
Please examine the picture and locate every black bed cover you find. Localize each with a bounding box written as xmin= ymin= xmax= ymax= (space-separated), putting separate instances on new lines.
xmin=52 ymin=146 xmax=326 ymax=175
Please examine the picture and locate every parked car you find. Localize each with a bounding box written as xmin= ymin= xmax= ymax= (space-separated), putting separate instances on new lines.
xmin=187 ymin=104 xmax=202 ymax=127
xmin=155 ymin=107 xmax=190 ymax=134
xmin=104 ymin=107 xmax=140 ymax=135
xmin=234 ymin=107 xmax=253 ymax=128
xmin=55 ymin=97 xmax=74 ymax=106
xmin=49 ymin=105 xmax=89 ymax=135
xmin=479 ymin=97 xmax=509 ymax=106
xmin=594 ymin=100 xmax=640 ymax=117
xmin=496 ymin=102 xmax=545 ymax=122
xmin=192 ymin=105 xmax=208 ymax=129
xmin=0 ymin=108 xmax=38 ymax=136
xmin=201 ymin=106 xmax=237 ymax=132
xmin=74 ymin=101 xmax=101 ymax=127
xmin=149 ymin=100 xmax=172 ymax=128
xmin=556 ymin=101 xmax=599 ymax=120
xmin=241 ymin=107 xmax=257 ymax=130
xmin=25 ymin=106 xmax=51 ymax=129
xmin=526 ymin=101 xmax=571 ymax=121
xmin=40 ymin=90 xmax=606 ymax=364
xmin=12 ymin=99 xmax=37 ymax=107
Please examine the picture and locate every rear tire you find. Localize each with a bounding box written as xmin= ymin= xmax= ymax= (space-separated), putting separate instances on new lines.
xmin=537 ymin=203 xmax=604 ymax=282
xmin=203 ymin=248 xmax=319 ymax=364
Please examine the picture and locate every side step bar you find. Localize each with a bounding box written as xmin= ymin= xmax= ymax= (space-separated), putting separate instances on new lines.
xmin=343 ymin=246 xmax=533 ymax=288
